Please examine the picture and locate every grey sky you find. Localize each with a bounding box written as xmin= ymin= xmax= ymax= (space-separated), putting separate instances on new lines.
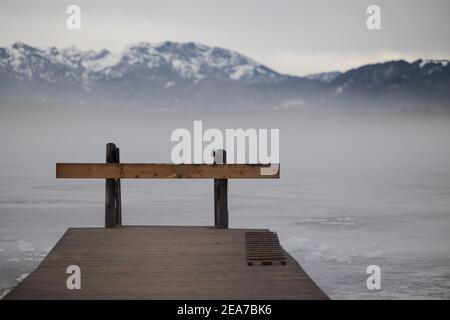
xmin=0 ymin=0 xmax=449 ymax=75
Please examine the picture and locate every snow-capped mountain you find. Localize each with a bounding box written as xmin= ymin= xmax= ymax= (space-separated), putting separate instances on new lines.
xmin=0 ymin=42 xmax=286 ymax=87
xmin=0 ymin=42 xmax=449 ymax=111
xmin=323 ymin=59 xmax=450 ymax=109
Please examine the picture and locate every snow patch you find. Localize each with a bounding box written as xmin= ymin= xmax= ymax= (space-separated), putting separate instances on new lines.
xmin=230 ymin=65 xmax=254 ymax=80
xmin=18 ymin=240 xmax=35 ymax=252
xmin=282 ymin=237 xmax=383 ymax=263
xmin=419 ymin=59 xmax=449 ymax=68
xmin=82 ymin=52 xmax=121 ymax=72
xmin=165 ymin=81 xmax=175 ymax=88
xmin=16 ymin=273 xmax=29 ymax=282
xmin=0 ymin=289 xmax=11 ymax=300
xmin=7 ymin=257 xmax=19 ymax=262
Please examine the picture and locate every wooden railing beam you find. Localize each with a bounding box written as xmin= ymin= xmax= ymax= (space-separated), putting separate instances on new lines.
xmin=56 ymin=163 xmax=280 ymax=179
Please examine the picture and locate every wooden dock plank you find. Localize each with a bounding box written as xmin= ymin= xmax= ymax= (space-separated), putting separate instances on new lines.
xmin=5 ymin=226 xmax=327 ymax=300
xmin=56 ymin=163 xmax=280 ymax=179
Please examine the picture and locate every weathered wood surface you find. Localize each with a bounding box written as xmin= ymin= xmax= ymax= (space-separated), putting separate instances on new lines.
xmin=113 ymin=148 xmax=122 ymax=226
xmin=214 ymin=150 xmax=228 ymax=228
xmin=56 ymin=163 xmax=280 ymax=179
xmin=5 ymin=226 xmax=328 ymax=300
xmin=105 ymin=143 xmax=118 ymax=228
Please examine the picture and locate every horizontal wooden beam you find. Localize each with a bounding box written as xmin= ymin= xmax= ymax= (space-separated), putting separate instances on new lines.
xmin=56 ymin=163 xmax=280 ymax=179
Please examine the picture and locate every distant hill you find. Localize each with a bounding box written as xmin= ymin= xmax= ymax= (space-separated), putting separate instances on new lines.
xmin=1 ymin=42 xmax=449 ymax=111
xmin=305 ymin=71 xmax=342 ymax=83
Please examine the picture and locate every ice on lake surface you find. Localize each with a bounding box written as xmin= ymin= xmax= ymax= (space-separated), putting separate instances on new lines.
xmin=0 ymin=108 xmax=449 ymax=299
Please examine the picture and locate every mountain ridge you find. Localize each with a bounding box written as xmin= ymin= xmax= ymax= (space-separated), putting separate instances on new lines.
xmin=1 ymin=42 xmax=449 ymax=111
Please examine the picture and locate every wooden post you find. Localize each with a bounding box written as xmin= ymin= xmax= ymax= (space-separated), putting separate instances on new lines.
xmin=114 ymin=147 xmax=122 ymax=226
xmin=214 ymin=149 xmax=228 ymax=228
xmin=105 ymin=143 xmax=117 ymax=228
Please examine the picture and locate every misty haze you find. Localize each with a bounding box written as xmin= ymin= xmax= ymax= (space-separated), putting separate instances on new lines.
xmin=1 ymin=104 xmax=450 ymax=299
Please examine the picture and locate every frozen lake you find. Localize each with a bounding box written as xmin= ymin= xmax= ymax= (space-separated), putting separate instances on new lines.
xmin=1 ymin=108 xmax=449 ymax=299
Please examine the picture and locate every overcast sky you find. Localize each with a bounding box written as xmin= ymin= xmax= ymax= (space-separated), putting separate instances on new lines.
xmin=1 ymin=0 xmax=449 ymax=75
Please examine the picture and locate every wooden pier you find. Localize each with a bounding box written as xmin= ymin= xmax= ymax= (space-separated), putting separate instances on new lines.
xmin=5 ymin=144 xmax=328 ymax=300
xmin=6 ymin=226 xmax=327 ymax=299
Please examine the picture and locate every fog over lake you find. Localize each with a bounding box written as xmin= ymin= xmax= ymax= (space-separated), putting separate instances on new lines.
xmin=1 ymin=106 xmax=450 ymax=299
